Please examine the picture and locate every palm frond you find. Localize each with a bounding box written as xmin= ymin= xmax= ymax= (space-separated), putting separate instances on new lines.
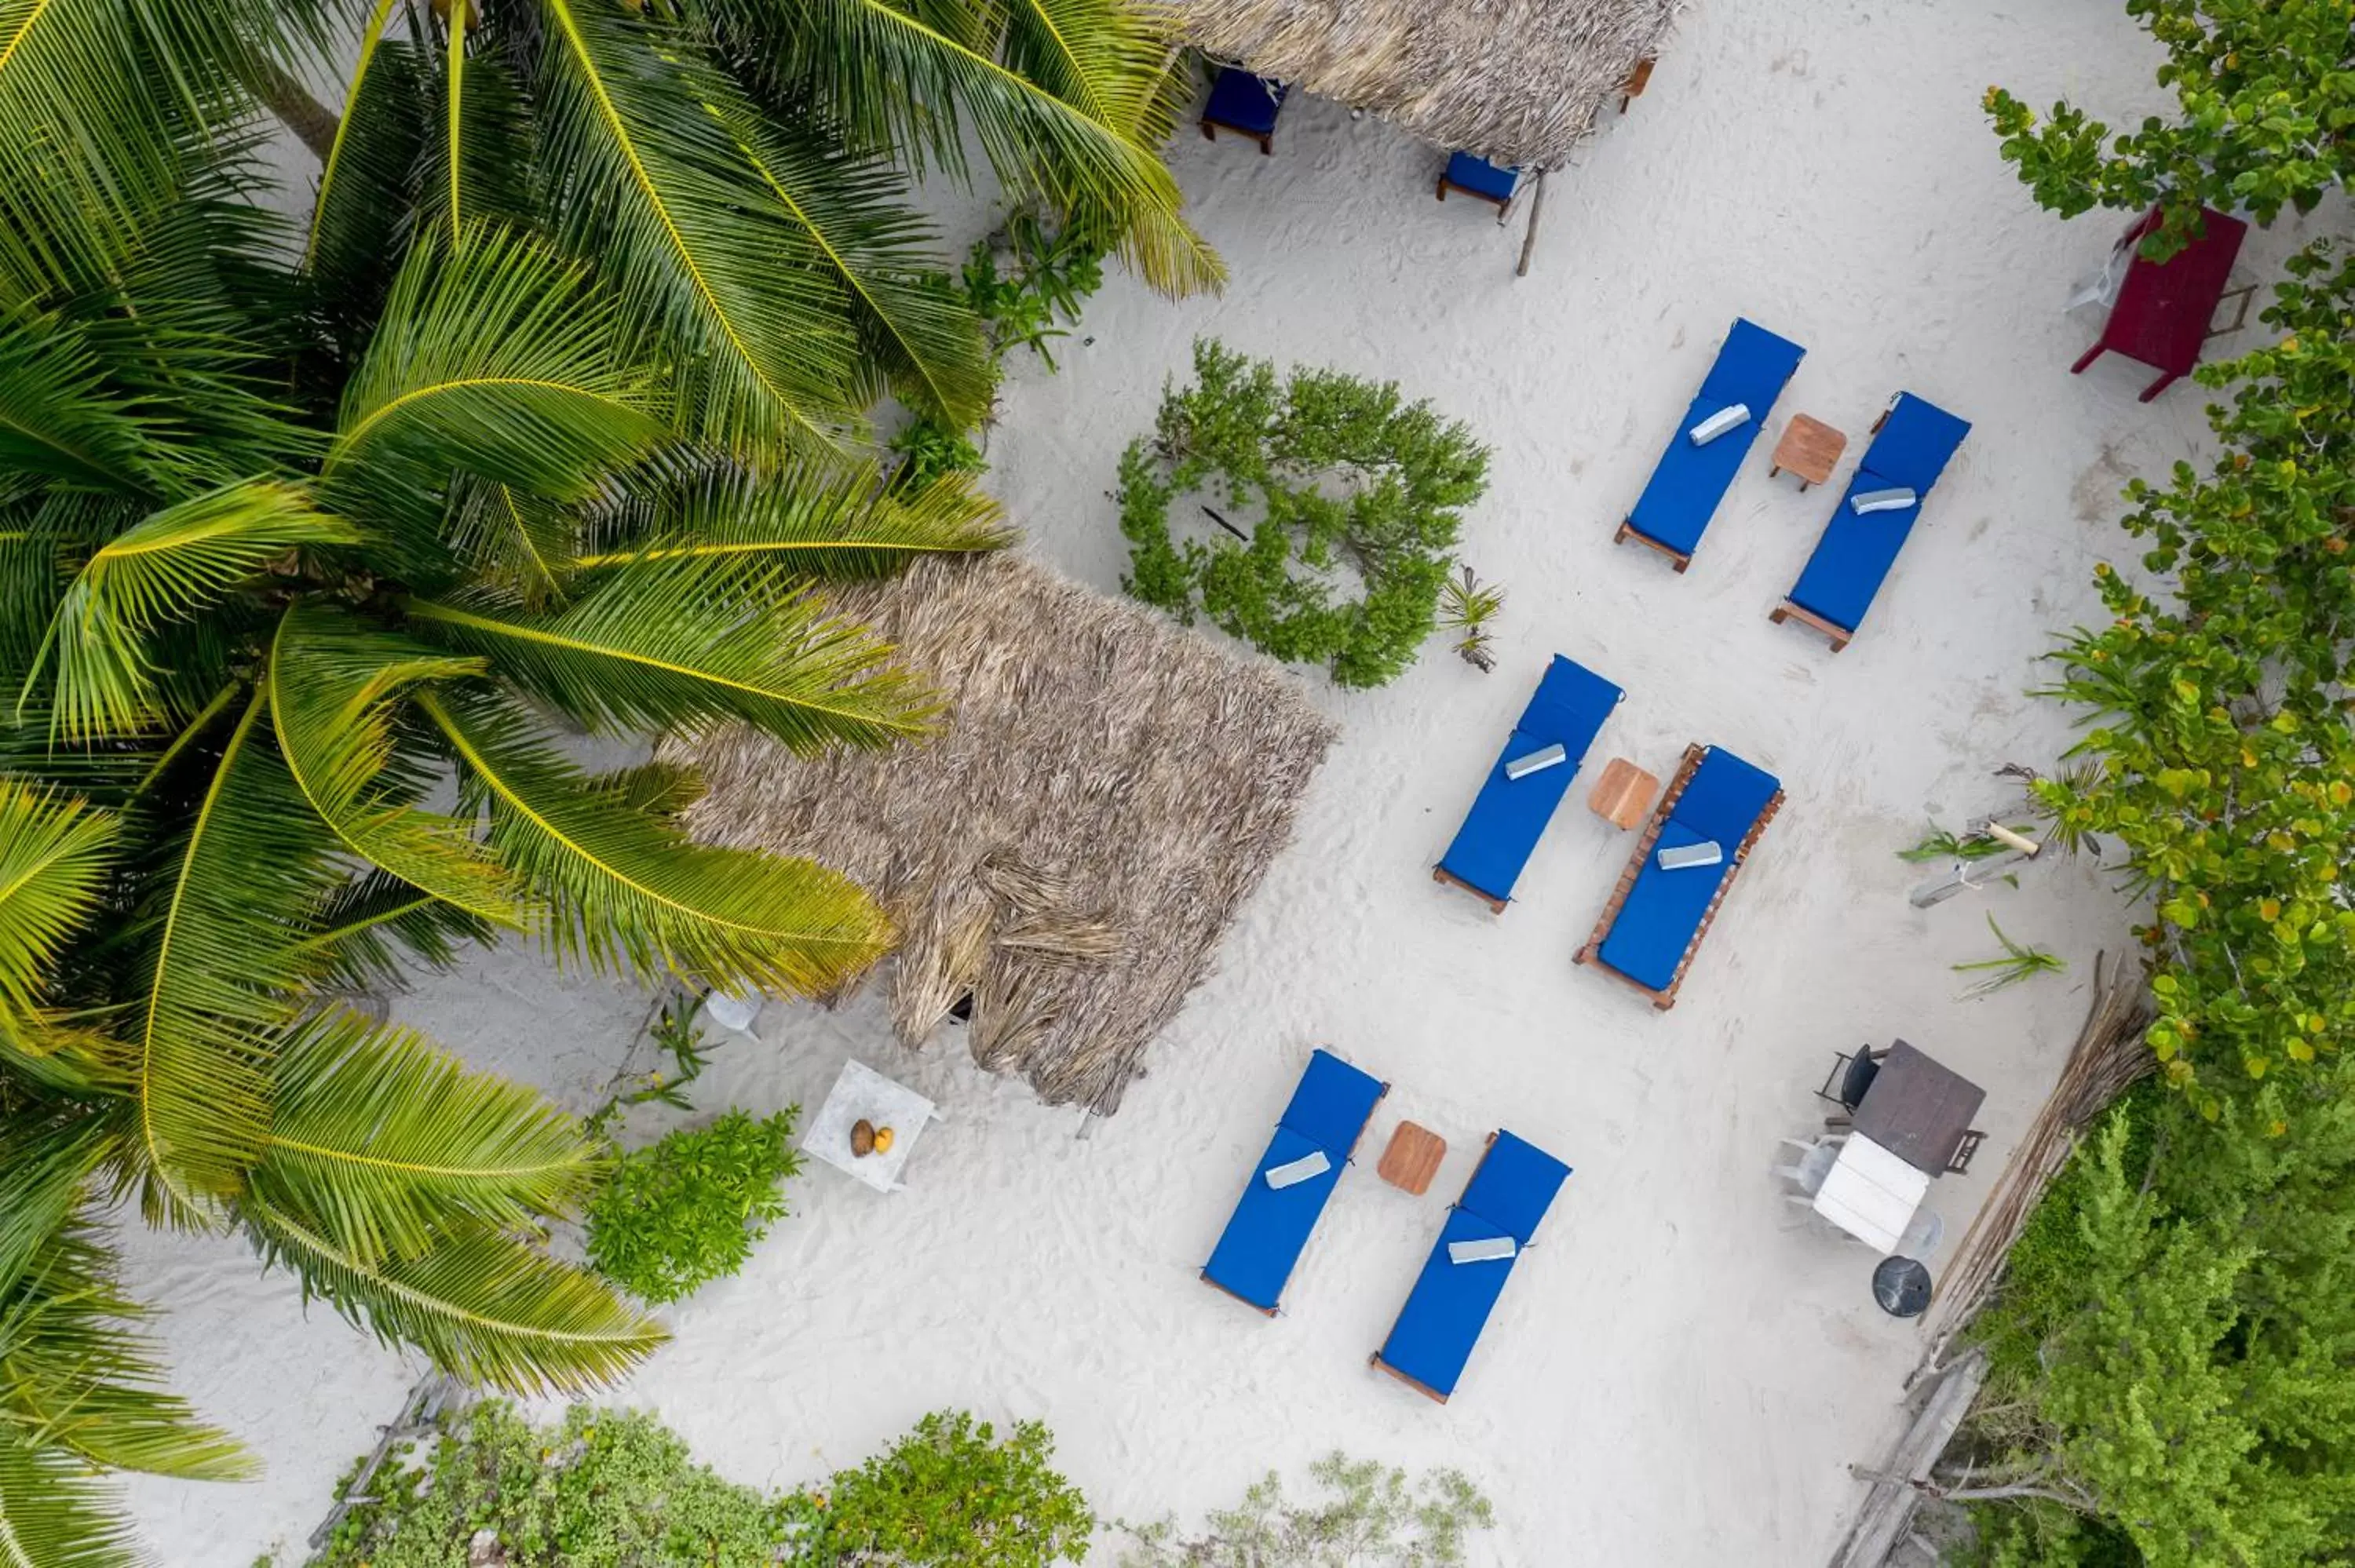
xmin=416 ymin=27 xmax=539 ymax=247
xmin=0 ymin=1110 xmax=111 ymax=1288
xmin=577 ymin=462 xmax=1008 ymax=580
xmin=241 ymin=1196 xmax=666 ymax=1394
xmin=319 ymin=223 xmax=670 ymax=558
xmin=117 ymin=686 xmax=347 ymax=1214
xmin=0 ymin=1191 xmax=254 ymax=1485
xmin=444 ymin=478 xmax=579 ymax=611
xmin=723 ymin=115 xmax=993 ymax=425
xmin=419 ymin=690 xmax=893 ymax=994
xmin=265 ymin=601 xmax=526 ymax=925
xmin=585 ymin=759 xmax=705 ymax=819
xmin=725 ymin=0 xmax=1221 ymax=295
xmin=292 ymin=866 xmax=495 ymax=993
xmin=0 ymin=312 xmax=165 ymax=494
xmin=407 ymin=555 xmax=938 ymax=747
xmin=531 ymin=0 xmax=865 ymax=455
xmin=250 ymin=1005 xmax=604 ymax=1265
xmin=0 ymin=1432 xmax=138 ymax=1568
xmin=25 ymin=479 xmax=355 ymax=742
xmin=301 ymin=0 xmax=429 ymax=310
xmin=0 ymin=782 xmax=115 ymax=1021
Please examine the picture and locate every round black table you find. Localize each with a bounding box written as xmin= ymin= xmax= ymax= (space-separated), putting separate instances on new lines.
xmin=1873 ymin=1256 xmax=1933 ymax=1318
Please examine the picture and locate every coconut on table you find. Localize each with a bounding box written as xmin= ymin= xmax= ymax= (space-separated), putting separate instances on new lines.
xmin=803 ymin=1059 xmax=944 ymax=1194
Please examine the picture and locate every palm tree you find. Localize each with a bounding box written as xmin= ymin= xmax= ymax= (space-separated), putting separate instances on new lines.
xmin=0 ymin=0 xmax=1214 ymax=1557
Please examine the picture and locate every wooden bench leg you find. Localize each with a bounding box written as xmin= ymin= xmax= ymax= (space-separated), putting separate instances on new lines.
xmin=1436 ymin=177 xmax=1450 ymax=202
xmin=2138 ymin=370 xmax=2176 ymax=403
xmin=2069 ymin=343 xmax=2105 ymax=376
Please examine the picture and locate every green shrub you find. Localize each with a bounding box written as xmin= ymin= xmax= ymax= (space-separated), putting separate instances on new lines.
xmin=780 ymin=1410 xmax=1094 ymax=1567
xmin=1116 ymin=339 xmax=1492 ymax=689
xmin=312 ymin=1402 xmax=791 ymax=1568
xmin=585 ymin=1107 xmax=801 ymax=1305
xmin=309 ymin=1405 xmax=1090 ymax=1568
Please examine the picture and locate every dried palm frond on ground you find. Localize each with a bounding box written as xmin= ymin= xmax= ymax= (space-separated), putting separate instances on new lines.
xmin=669 ymin=553 xmax=1336 ymax=1114
xmin=1159 ymin=0 xmax=1681 ymax=168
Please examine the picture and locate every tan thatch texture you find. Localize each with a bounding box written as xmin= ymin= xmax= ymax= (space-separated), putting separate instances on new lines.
xmin=668 ymin=553 xmax=1337 ymax=1115
xmin=1162 ymin=0 xmax=1678 ymax=168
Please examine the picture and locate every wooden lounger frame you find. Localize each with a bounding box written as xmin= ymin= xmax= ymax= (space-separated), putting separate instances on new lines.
xmin=1768 ymin=599 xmax=1853 ymax=652
xmin=1573 ymin=744 xmax=1784 ymax=1010
xmin=1612 ymin=518 xmax=1692 ymax=573
xmin=1200 ymin=1070 xmax=1389 ymax=1318
xmin=1370 ymin=1132 xmax=1502 ymax=1406
xmin=1430 ymin=864 xmax=1507 ymax=914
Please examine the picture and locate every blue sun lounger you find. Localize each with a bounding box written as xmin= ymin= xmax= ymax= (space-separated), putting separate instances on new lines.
xmin=1199 ymin=67 xmax=1289 ymax=155
xmin=1433 ymin=655 xmax=1625 ymax=912
xmin=1575 ymin=744 xmax=1784 ymax=1009
xmin=1437 ymin=151 xmax=1521 ymax=210
xmin=1773 ymin=392 xmax=1972 ymax=651
xmin=1202 ymin=1048 xmax=1388 ymax=1315
xmin=1371 ymin=1130 xmax=1572 ymax=1403
xmin=1615 ymin=319 xmax=1808 ymax=571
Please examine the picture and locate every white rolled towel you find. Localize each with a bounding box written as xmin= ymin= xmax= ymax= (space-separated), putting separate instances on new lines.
xmin=1265 ymin=1150 xmax=1332 ymax=1190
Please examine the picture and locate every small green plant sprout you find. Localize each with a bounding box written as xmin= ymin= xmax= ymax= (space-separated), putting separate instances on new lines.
xmin=586 ymin=994 xmax=717 ymax=1136
xmin=1437 ymin=566 xmax=1504 ymax=673
xmin=1899 ymin=822 xmax=2039 ymax=863
xmin=1953 ymin=915 xmax=2067 ymax=998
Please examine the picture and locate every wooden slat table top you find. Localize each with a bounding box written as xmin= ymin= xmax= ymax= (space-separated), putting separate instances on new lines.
xmin=1377 ymin=1121 xmax=1448 ymax=1196
xmin=1770 ymin=414 xmax=1848 ymax=487
xmin=1852 ymin=1041 xmax=1986 ymax=1177
xmin=1588 ymin=757 xmax=1659 ymax=830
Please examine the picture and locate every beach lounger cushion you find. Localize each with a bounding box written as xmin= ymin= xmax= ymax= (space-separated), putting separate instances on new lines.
xmin=1588 ymin=747 xmax=1784 ymax=997
xmin=1375 ymin=1132 xmax=1571 ymax=1399
xmin=1204 ymin=1128 xmax=1345 ymax=1308
xmin=1201 ymin=1049 xmax=1387 ymax=1314
xmin=1440 ymin=152 xmax=1521 ymax=203
xmin=1623 ymin=320 xmax=1806 ymax=560
xmin=1600 ymin=824 xmax=1732 ymax=992
xmin=1203 ymin=68 xmax=1287 ymax=137
xmin=1786 ymin=394 xmax=1970 ymax=637
xmin=1664 ymin=747 xmax=1781 ymax=847
xmin=1276 ymin=1048 xmax=1386 ymax=1151
xmin=1436 ymin=655 xmax=1623 ymax=907
xmin=1455 ymin=1129 xmax=1572 ymax=1244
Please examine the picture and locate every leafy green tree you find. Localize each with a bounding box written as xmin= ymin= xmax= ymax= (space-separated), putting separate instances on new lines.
xmin=1984 ymin=1 xmax=2355 ymax=258
xmin=2031 ymin=242 xmax=2355 ymax=1128
xmin=1118 ymin=340 xmax=1491 ymax=688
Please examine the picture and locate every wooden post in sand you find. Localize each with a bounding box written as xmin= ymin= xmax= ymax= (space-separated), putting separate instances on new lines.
xmin=1514 ymin=169 xmax=1549 ymax=278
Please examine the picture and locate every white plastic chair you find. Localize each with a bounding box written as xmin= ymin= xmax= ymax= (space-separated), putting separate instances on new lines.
xmin=1896 ymin=1206 xmax=1945 ymax=1260
xmin=1772 ymin=1133 xmax=1847 ymax=1197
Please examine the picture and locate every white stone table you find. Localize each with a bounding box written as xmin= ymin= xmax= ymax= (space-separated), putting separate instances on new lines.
xmin=801 ymin=1059 xmax=944 ymax=1193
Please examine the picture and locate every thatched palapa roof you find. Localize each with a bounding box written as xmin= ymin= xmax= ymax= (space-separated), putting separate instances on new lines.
xmin=669 ymin=554 xmax=1336 ymax=1116
xmin=1160 ymin=0 xmax=1678 ymax=169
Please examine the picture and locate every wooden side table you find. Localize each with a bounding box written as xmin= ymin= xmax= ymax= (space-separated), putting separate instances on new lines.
xmin=1769 ymin=414 xmax=1847 ymax=492
xmin=1378 ymin=1121 xmax=1447 ymax=1196
xmin=1588 ymin=757 xmax=1659 ymax=831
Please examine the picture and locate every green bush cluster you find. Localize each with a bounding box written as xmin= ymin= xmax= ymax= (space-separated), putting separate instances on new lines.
xmin=1117 ymin=339 xmax=1492 ymax=689
xmin=310 ymin=1404 xmax=790 ymax=1568
xmin=306 ymin=1403 xmax=1094 ymax=1568
xmin=584 ymin=1108 xmax=801 ymax=1306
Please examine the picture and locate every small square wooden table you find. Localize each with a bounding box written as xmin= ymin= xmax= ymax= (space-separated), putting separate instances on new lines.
xmin=1587 ymin=757 xmax=1659 ymax=831
xmin=1769 ymin=414 xmax=1847 ymax=491
xmin=1377 ymin=1121 xmax=1447 ymax=1196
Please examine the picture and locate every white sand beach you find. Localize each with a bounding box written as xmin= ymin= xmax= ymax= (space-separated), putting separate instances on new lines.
xmin=121 ymin=2 xmax=2329 ymax=1563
